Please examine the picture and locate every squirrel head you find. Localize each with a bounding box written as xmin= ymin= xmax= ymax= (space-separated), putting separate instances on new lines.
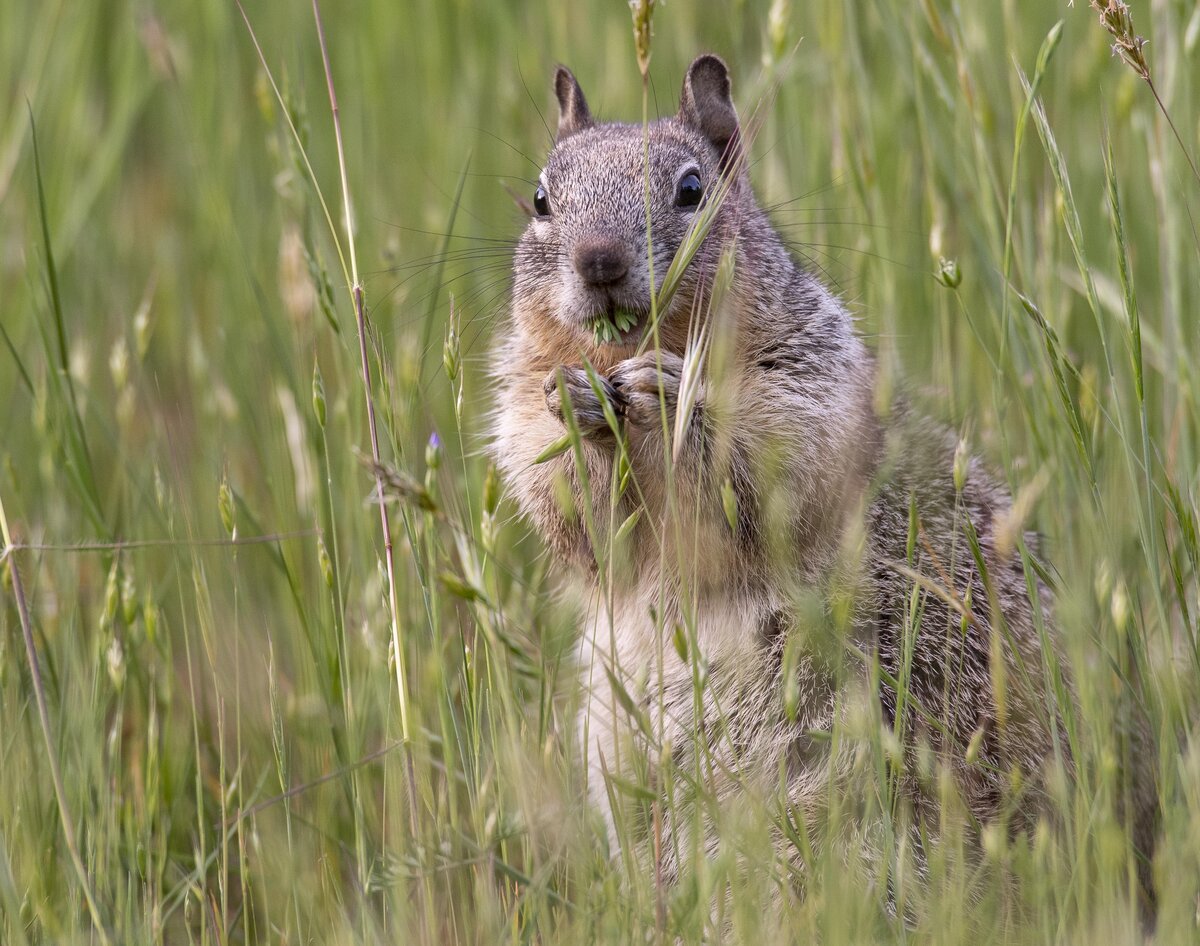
xmin=513 ymin=54 xmax=745 ymax=357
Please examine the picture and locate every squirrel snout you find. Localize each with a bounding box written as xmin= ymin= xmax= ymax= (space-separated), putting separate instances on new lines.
xmin=573 ymin=237 xmax=632 ymax=287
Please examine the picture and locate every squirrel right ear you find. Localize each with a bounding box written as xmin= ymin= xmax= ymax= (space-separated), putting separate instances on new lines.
xmin=554 ymin=66 xmax=593 ymax=140
xmin=679 ymin=55 xmax=740 ymax=166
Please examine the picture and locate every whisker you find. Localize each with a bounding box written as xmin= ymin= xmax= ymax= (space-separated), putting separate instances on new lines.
xmin=467 ymin=125 xmax=543 ymax=173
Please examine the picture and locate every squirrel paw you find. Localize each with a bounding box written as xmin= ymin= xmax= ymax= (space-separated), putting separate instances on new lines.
xmin=610 ymin=352 xmax=684 ymax=429
xmin=543 ymin=366 xmax=618 ymax=435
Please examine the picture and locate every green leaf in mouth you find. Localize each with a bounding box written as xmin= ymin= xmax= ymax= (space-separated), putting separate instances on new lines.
xmin=613 ymin=308 xmax=638 ymax=332
xmin=588 ymin=309 xmax=639 ymax=345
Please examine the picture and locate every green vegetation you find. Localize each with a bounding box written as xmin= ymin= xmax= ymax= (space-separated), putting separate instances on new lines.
xmin=1 ymin=0 xmax=1198 ymax=941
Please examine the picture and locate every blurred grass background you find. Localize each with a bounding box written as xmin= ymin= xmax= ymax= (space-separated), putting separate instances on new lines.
xmin=1 ymin=0 xmax=1198 ymax=942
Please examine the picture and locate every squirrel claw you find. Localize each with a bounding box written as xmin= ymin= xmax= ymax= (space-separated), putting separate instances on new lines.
xmin=609 ymin=352 xmax=684 ymax=429
xmin=543 ymin=366 xmax=617 ymax=435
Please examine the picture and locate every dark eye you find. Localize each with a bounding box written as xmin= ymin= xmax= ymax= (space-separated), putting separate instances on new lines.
xmin=533 ymin=184 xmax=551 ymax=217
xmin=675 ymin=172 xmax=703 ymax=208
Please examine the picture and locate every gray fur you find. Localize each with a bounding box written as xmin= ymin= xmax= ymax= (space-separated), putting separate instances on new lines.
xmin=489 ymin=54 xmax=1156 ymax=907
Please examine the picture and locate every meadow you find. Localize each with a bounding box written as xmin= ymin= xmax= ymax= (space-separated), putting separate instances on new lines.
xmin=1 ymin=0 xmax=1199 ymax=942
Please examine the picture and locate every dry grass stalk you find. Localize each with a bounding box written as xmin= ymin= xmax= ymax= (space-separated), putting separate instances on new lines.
xmin=310 ymin=0 xmax=412 ymax=742
xmin=0 ymin=500 xmax=111 ymax=944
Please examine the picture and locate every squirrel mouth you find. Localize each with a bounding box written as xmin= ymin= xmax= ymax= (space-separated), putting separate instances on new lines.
xmin=584 ymin=305 xmax=648 ymax=346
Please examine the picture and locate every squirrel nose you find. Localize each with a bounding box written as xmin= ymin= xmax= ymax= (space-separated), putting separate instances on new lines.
xmin=573 ymin=237 xmax=631 ymax=287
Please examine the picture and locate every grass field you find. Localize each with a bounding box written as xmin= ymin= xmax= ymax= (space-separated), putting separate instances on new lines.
xmin=2 ymin=0 xmax=1199 ymax=942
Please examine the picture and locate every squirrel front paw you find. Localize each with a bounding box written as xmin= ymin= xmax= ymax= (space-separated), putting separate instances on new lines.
xmin=610 ymin=352 xmax=684 ymax=429
xmin=544 ymin=366 xmax=619 ymax=436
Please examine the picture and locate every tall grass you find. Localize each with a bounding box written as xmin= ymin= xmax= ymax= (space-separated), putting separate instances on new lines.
xmin=1 ymin=0 xmax=1197 ymax=942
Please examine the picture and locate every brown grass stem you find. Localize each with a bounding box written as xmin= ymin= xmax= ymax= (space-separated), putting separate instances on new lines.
xmin=0 ymin=496 xmax=111 ymax=945
xmin=311 ymin=0 xmax=411 ymax=742
xmin=1088 ymin=0 xmax=1200 ymax=187
xmin=1145 ymin=79 xmax=1200 ymax=188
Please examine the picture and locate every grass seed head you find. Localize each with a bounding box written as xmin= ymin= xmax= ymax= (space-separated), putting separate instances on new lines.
xmin=936 ymin=256 xmax=962 ymax=289
xmin=218 ymin=477 xmax=236 ymax=537
xmin=1089 ymin=1 xmax=1151 ymax=81
xmin=443 ymin=297 xmax=461 ymax=383
xmin=630 ymin=0 xmax=656 ymax=80
xmin=318 ymin=537 xmax=333 ymax=587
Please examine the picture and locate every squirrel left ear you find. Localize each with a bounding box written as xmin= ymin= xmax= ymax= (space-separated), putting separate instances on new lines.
xmin=679 ymin=55 xmax=740 ymax=165
xmin=554 ymin=66 xmax=593 ymax=140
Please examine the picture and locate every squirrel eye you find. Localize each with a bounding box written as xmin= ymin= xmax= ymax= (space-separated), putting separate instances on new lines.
xmin=675 ymin=172 xmax=703 ymax=208
xmin=533 ymin=184 xmax=551 ymax=217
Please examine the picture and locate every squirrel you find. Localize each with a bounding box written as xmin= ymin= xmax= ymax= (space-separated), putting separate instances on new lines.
xmin=489 ymin=54 xmax=1156 ymax=902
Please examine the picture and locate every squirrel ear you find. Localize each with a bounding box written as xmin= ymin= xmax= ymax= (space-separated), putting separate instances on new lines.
xmin=679 ymin=54 xmax=739 ymax=163
xmin=554 ymin=66 xmax=593 ymax=140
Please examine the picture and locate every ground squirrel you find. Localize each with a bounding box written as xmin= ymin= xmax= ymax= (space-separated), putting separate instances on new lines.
xmin=489 ymin=54 xmax=1154 ymax=901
